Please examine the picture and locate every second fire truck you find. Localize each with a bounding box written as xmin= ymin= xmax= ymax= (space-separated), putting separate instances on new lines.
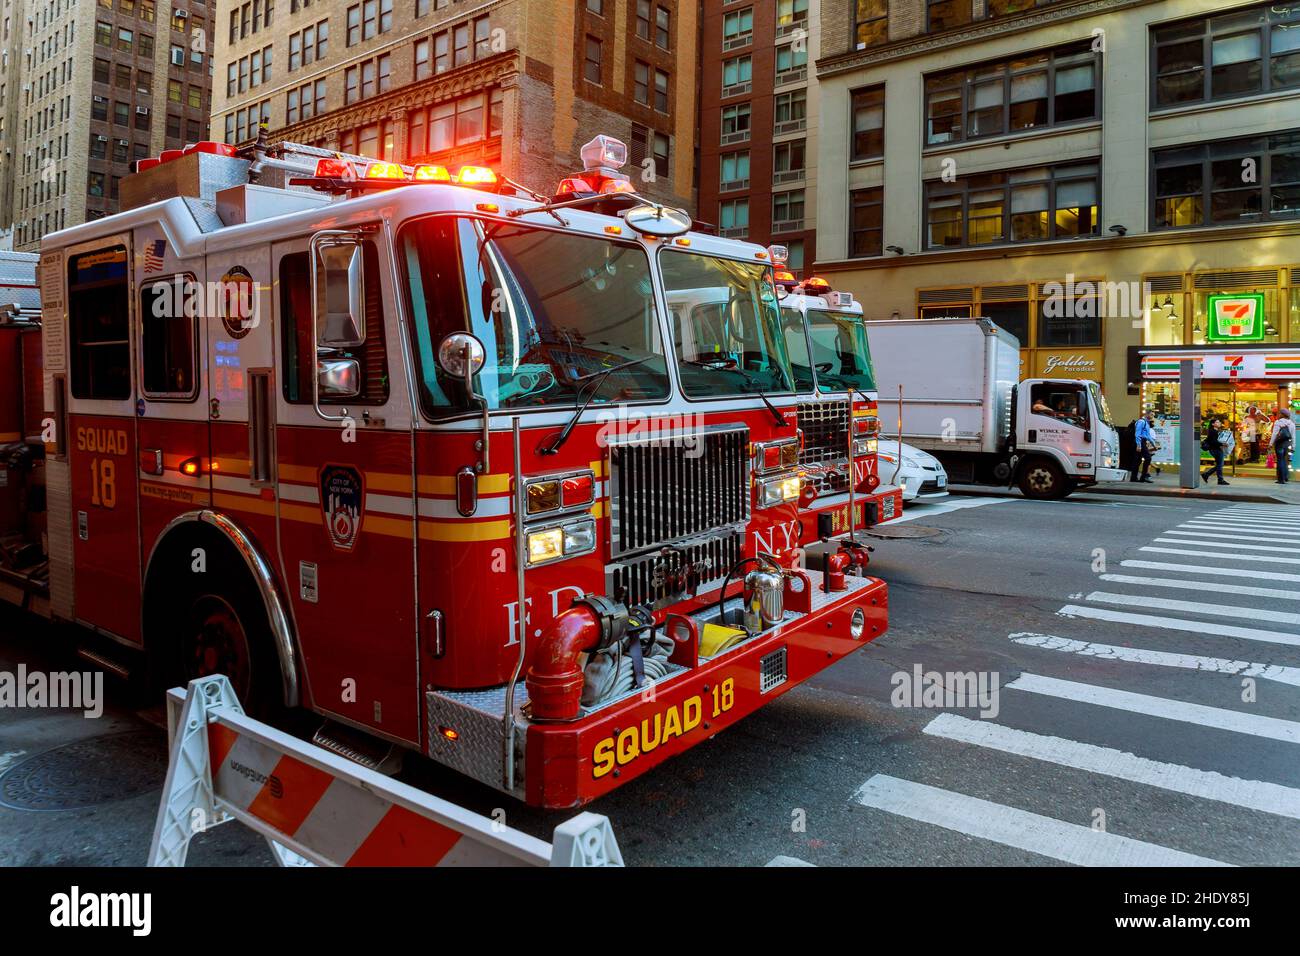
xmin=10 ymin=135 xmax=889 ymax=808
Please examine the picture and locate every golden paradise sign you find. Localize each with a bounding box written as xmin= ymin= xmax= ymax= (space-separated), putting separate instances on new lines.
xmin=1030 ymin=349 xmax=1104 ymax=382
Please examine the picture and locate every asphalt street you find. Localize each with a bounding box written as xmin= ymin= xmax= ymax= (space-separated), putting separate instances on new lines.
xmin=2 ymin=492 xmax=1297 ymax=866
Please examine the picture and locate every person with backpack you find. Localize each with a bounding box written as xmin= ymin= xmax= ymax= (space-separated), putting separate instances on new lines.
xmin=1132 ymin=410 xmax=1156 ymax=483
xmin=1273 ymin=409 xmax=1296 ymax=484
xmin=1201 ymin=417 xmax=1230 ymax=485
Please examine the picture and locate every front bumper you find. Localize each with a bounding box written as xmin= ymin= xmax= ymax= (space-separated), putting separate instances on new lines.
xmin=1093 ymin=466 xmax=1130 ymax=484
xmin=524 ymin=574 xmax=888 ymax=808
xmin=796 ymin=486 xmax=903 ymax=543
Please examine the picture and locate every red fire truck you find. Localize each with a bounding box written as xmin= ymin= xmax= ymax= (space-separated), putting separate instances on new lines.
xmin=6 ymin=135 xmax=888 ymax=808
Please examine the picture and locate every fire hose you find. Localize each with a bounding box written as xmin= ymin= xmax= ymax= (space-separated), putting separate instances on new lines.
xmin=581 ymin=605 xmax=674 ymax=708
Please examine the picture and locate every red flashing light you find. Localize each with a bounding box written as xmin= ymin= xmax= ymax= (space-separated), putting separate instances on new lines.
xmin=366 ymin=162 xmax=407 ymax=180
xmin=598 ymin=177 xmax=636 ymax=194
xmin=762 ymin=445 xmax=782 ymax=469
xmin=803 ymin=277 xmax=832 ymax=293
xmin=413 ymin=164 xmax=451 ymax=182
xmin=314 ymin=157 xmax=356 ymax=180
xmin=454 ymin=165 xmax=498 ymax=186
xmin=775 ymin=270 xmax=797 ymax=283
xmin=562 ymin=473 xmax=595 ymax=507
xmin=556 ymin=177 xmax=591 ymax=197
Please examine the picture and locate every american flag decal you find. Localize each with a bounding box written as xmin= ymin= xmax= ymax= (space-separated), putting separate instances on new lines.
xmin=143 ymin=239 xmax=166 ymax=273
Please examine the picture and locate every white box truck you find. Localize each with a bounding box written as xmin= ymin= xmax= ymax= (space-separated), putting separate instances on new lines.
xmin=865 ymin=317 xmax=1128 ymax=499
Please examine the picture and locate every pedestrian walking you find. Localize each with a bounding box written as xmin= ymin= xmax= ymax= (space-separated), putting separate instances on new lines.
xmin=1201 ymin=417 xmax=1230 ymax=485
xmin=1273 ymin=409 xmax=1296 ymax=484
xmin=1132 ymin=410 xmax=1156 ymax=483
xmin=1242 ymin=410 xmax=1259 ymax=463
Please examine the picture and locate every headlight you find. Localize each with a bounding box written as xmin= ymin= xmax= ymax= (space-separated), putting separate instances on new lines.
xmin=758 ymin=474 xmax=800 ymax=507
xmin=903 ymin=456 xmax=920 ymax=468
xmin=850 ymin=608 xmax=866 ymax=640
xmin=526 ymin=517 xmax=596 ymax=566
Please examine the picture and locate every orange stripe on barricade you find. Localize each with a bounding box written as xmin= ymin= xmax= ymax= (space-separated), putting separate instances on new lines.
xmin=344 ymin=804 xmax=463 ymax=866
xmin=209 ymin=723 xmax=239 ymax=770
xmin=245 ymin=754 xmax=334 ymax=836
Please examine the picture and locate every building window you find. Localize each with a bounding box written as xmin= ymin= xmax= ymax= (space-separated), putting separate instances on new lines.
xmin=927 ymin=0 xmax=972 ymax=32
xmin=435 ymin=32 xmax=449 ymax=72
xmin=474 ymin=17 xmax=491 ymax=59
xmin=718 ymin=198 xmax=748 ymax=236
xmin=634 ymin=61 xmax=649 ymax=104
xmin=723 ymin=55 xmax=751 ymax=91
xmin=587 ymin=0 xmax=603 ymax=14
xmin=850 ymin=188 xmax=883 ymax=257
xmin=1152 ymin=3 xmax=1300 ymax=108
xmin=653 ymin=133 xmax=669 ymax=178
xmin=454 ymin=22 xmax=469 ymax=66
xmin=855 ymin=0 xmax=887 ymax=50
xmin=654 ymin=69 xmax=669 ymax=112
xmin=774 ymin=141 xmax=806 ymax=183
xmin=722 ymin=103 xmax=751 ymax=143
xmin=655 ymin=5 xmax=670 ymax=49
xmin=925 ymin=41 xmax=1098 ymax=146
xmin=1152 ymin=130 xmax=1300 ymax=230
xmin=378 ymin=54 xmax=391 ymax=93
xmin=775 ymin=90 xmax=806 ymax=132
xmin=289 ymin=33 xmax=301 ymax=70
xmin=775 ymin=44 xmax=807 ymax=79
xmin=415 ymin=38 xmax=431 ymax=80
xmin=720 ymin=150 xmax=750 ymax=190
xmin=345 ymin=65 xmax=358 ymax=103
xmin=723 ymin=8 xmax=752 ymax=48
xmin=925 ymin=162 xmax=1100 ymax=249
xmin=584 ymin=35 xmax=602 ymax=84
xmin=772 ymin=189 xmax=805 ymax=231
xmin=851 ymin=85 xmax=884 ymax=160
xmin=636 ymin=0 xmax=650 ymax=40
xmin=777 ymin=0 xmax=808 ymax=32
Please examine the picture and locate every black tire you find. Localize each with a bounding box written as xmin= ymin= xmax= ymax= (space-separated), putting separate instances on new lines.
xmin=1018 ymin=457 xmax=1068 ymax=500
xmin=148 ymin=537 xmax=284 ymax=718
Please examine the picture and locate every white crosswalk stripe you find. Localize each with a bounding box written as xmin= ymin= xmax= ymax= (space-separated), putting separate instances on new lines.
xmin=1154 ymin=536 xmax=1300 ymax=554
xmin=1008 ymin=632 xmax=1300 ymax=687
xmin=1007 ymin=673 xmax=1300 ymax=743
xmin=1141 ymin=545 xmax=1300 ymax=565
xmin=1098 ymin=572 xmax=1300 ymax=601
xmin=885 ymin=496 xmax=1017 ymax=525
xmin=1166 ymin=528 xmax=1300 ymax=542
xmin=923 ymin=713 xmax=1300 ymax=820
xmin=1082 ymin=590 xmax=1300 ymax=626
xmin=1122 ymin=558 xmax=1300 ymax=583
xmin=851 ymin=775 xmax=1233 ymax=867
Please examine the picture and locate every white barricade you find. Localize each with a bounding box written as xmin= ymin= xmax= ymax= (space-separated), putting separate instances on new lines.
xmin=149 ymin=675 xmax=623 ymax=867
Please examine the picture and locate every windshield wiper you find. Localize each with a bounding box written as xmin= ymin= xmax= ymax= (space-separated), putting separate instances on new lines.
xmin=538 ymin=356 xmax=652 ymax=455
xmin=680 ymin=359 xmax=789 ymax=428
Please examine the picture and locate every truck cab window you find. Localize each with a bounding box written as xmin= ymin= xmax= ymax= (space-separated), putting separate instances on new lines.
xmin=780 ymin=307 xmax=815 ymax=391
xmin=68 ymin=246 xmax=131 ymax=400
xmin=660 ymin=251 xmax=793 ymax=399
xmin=400 ymin=216 xmax=669 ymax=416
xmin=280 ymin=242 xmax=390 ymax=405
xmin=806 ymin=311 xmax=875 ymax=394
xmin=1030 ymin=382 xmax=1088 ymax=429
xmin=140 ymin=275 xmax=198 ymax=399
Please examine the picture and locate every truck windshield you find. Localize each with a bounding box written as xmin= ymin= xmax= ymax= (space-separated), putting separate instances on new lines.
xmin=1088 ymin=380 xmax=1113 ymax=427
xmin=805 ymin=310 xmax=876 ymax=394
xmin=400 ymin=216 xmax=670 ymax=413
xmin=660 ymin=250 xmax=794 ymax=398
xmin=780 ymin=307 xmax=815 ymax=391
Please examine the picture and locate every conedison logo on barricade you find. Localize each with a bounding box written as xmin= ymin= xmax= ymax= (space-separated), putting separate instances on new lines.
xmin=0 ymin=665 xmax=102 ymax=718
xmin=890 ymin=664 xmax=1000 ymax=719
xmin=49 ymin=887 xmax=151 ymax=936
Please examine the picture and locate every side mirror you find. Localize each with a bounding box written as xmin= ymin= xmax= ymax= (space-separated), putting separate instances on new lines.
xmin=1084 ymin=429 xmax=1093 ymax=443
xmin=437 ymin=332 xmax=487 ymax=401
xmin=315 ymin=241 xmax=366 ymax=348
xmin=318 ymin=358 xmax=361 ymax=398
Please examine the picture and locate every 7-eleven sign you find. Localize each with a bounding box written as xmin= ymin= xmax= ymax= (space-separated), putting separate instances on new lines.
xmin=1206 ymin=293 xmax=1266 ymax=342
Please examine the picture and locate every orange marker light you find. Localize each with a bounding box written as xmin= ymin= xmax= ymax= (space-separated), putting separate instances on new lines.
xmin=455 ymin=165 xmax=498 ymax=185
xmin=413 ymin=164 xmax=451 ymax=181
xmin=439 ymin=726 xmax=460 ymax=741
xmin=179 ymin=457 xmax=202 ymax=477
xmin=366 ymin=162 xmax=407 ymax=180
xmin=605 ymin=225 xmax=622 ymax=235
xmin=476 ymin=202 xmax=500 ymax=214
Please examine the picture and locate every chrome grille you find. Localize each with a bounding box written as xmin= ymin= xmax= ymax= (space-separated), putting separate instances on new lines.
xmin=609 ymin=531 xmax=743 ymax=609
xmin=609 ymin=427 xmax=750 ymax=557
xmin=798 ymin=400 xmax=850 ymax=495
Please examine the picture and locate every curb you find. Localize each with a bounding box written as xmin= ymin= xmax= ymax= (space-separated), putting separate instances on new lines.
xmin=947 ymin=483 xmax=1287 ymax=505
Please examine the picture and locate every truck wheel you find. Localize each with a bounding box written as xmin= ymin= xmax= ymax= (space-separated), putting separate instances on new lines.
xmin=158 ymin=548 xmax=283 ymax=718
xmin=1019 ymin=458 xmax=1067 ymax=500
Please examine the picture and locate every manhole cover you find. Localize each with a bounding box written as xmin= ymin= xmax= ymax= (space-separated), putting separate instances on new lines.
xmin=863 ymin=524 xmax=945 ymax=539
xmin=0 ymin=731 xmax=165 ymax=811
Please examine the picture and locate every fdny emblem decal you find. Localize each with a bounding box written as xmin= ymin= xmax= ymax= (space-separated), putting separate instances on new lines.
xmin=219 ymin=266 xmax=257 ymax=339
xmin=319 ymin=464 xmax=364 ymax=551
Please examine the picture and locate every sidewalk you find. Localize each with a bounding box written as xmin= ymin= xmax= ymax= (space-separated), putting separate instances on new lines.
xmin=1080 ymin=471 xmax=1300 ymax=505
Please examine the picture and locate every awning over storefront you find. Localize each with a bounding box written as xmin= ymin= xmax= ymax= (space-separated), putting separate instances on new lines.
xmin=1139 ymin=348 xmax=1300 ymax=381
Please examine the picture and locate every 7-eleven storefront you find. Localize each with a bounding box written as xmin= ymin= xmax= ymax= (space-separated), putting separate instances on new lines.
xmin=1140 ymin=348 xmax=1300 ymax=478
